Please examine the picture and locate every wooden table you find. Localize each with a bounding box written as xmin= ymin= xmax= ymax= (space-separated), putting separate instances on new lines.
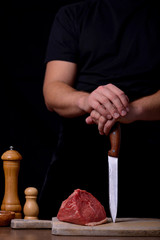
xmin=0 ymin=228 xmax=160 ymax=240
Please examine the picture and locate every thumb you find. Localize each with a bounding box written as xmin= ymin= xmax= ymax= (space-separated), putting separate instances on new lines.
xmin=85 ymin=116 xmax=95 ymax=125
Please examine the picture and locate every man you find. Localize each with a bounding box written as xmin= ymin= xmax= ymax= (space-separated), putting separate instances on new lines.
xmin=40 ymin=0 xmax=160 ymax=219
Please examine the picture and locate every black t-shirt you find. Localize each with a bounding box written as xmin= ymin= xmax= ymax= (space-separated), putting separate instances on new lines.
xmin=45 ymin=0 xmax=160 ymax=101
xmin=40 ymin=0 xmax=160 ymax=219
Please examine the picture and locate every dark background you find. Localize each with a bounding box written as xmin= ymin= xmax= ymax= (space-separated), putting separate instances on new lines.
xmin=1 ymin=0 xmax=159 ymax=219
xmin=1 ymin=0 xmax=84 ymax=213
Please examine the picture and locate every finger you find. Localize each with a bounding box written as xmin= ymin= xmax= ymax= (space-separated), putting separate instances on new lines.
xmin=99 ymin=84 xmax=129 ymax=116
xmin=100 ymin=96 xmax=120 ymax=119
xmin=98 ymin=115 xmax=107 ymax=135
xmin=90 ymin=110 xmax=101 ymax=119
xmin=91 ymin=99 xmax=112 ymax=119
xmin=89 ymin=89 xmax=119 ymax=119
xmin=103 ymin=119 xmax=117 ymax=136
xmin=95 ymin=93 xmax=119 ymax=119
xmin=86 ymin=110 xmax=101 ymax=125
xmin=85 ymin=116 xmax=95 ymax=124
xmin=106 ymin=84 xmax=129 ymax=111
xmin=90 ymin=110 xmax=100 ymax=124
xmin=89 ymin=90 xmax=116 ymax=119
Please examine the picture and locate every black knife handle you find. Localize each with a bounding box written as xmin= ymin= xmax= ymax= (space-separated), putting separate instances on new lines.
xmin=108 ymin=123 xmax=121 ymax=158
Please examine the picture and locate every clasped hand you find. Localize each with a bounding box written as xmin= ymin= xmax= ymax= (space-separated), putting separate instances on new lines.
xmin=82 ymin=84 xmax=130 ymax=135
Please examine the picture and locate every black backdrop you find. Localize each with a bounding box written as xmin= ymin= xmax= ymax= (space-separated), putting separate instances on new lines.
xmin=1 ymin=0 xmax=160 ymax=219
xmin=1 ymin=0 xmax=83 ymax=213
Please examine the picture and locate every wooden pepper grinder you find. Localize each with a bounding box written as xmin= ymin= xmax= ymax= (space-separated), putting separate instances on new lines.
xmin=1 ymin=146 xmax=22 ymax=218
xmin=23 ymin=187 xmax=39 ymax=219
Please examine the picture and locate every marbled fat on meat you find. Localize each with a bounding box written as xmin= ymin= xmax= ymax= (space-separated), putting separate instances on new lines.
xmin=57 ymin=189 xmax=107 ymax=225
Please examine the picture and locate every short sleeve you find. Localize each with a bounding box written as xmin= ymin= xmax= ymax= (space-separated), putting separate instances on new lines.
xmin=45 ymin=6 xmax=79 ymax=64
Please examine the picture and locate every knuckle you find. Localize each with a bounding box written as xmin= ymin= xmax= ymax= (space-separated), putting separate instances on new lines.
xmin=90 ymin=111 xmax=95 ymax=118
xmin=91 ymin=110 xmax=98 ymax=118
xmin=99 ymin=116 xmax=106 ymax=124
xmin=106 ymin=83 xmax=113 ymax=88
xmin=103 ymin=98 xmax=110 ymax=105
xmin=119 ymin=91 xmax=126 ymax=98
xmin=97 ymin=86 xmax=104 ymax=92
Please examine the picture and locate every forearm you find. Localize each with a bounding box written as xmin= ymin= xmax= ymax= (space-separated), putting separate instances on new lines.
xmin=43 ymin=81 xmax=89 ymax=118
xmin=135 ymin=90 xmax=160 ymax=121
xmin=43 ymin=61 xmax=90 ymax=118
xmin=122 ymin=90 xmax=160 ymax=123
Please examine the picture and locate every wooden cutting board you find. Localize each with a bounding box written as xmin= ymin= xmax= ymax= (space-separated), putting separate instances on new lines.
xmin=52 ymin=217 xmax=160 ymax=237
xmin=11 ymin=219 xmax=52 ymax=229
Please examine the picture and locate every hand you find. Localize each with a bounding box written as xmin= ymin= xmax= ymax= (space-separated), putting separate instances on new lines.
xmin=86 ymin=110 xmax=117 ymax=135
xmin=86 ymin=100 xmax=138 ymax=135
xmin=79 ymin=84 xmax=129 ymax=120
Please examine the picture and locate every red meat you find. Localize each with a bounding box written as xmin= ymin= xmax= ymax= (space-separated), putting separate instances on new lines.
xmin=57 ymin=189 xmax=107 ymax=226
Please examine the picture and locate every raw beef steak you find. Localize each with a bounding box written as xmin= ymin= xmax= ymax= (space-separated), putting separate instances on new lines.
xmin=57 ymin=189 xmax=107 ymax=225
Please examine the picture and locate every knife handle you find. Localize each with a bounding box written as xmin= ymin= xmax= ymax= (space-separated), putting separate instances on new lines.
xmin=108 ymin=123 xmax=121 ymax=158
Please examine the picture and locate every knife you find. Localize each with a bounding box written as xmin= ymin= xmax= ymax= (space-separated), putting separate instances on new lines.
xmin=108 ymin=123 xmax=121 ymax=223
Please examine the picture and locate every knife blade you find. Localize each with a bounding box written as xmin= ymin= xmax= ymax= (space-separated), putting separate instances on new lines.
xmin=108 ymin=123 xmax=121 ymax=223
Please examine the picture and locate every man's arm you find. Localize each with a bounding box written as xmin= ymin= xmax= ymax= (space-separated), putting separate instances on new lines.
xmin=43 ymin=60 xmax=88 ymax=117
xmin=43 ymin=60 xmax=129 ymax=118
xmin=129 ymin=90 xmax=160 ymax=121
